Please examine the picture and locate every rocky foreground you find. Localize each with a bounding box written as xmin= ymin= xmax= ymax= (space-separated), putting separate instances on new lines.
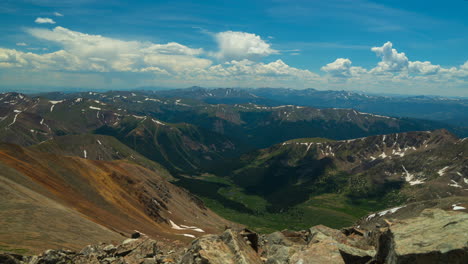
xmin=1 ymin=208 xmax=467 ymax=264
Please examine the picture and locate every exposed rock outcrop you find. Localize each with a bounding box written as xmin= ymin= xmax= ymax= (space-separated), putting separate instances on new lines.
xmin=1 ymin=208 xmax=467 ymax=263
xmin=375 ymin=209 xmax=468 ymax=264
xmin=0 ymin=235 xmax=165 ymax=264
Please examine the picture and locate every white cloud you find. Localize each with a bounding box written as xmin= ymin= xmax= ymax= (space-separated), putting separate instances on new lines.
xmin=0 ymin=48 xmax=80 ymax=71
xmin=53 ymin=12 xmax=64 ymax=17
xmin=441 ymin=61 xmax=468 ymax=80
xmin=142 ymin=42 xmax=203 ymax=56
xmin=1 ymin=27 xmax=466 ymax=95
xmin=144 ymin=54 xmax=212 ymax=72
xmin=408 ymin=61 xmax=440 ymax=75
xmin=318 ymin=42 xmax=467 ymax=94
xmin=16 ymin=42 xmax=27 ymax=46
xmin=35 ymin=17 xmax=56 ymax=24
xmin=321 ymin=58 xmax=367 ymax=78
xmin=370 ymin=41 xmax=408 ymax=73
xmin=193 ymin=59 xmax=319 ymax=83
xmin=24 ymin=26 xmax=209 ymax=73
xmin=213 ymin=31 xmax=278 ymax=60
xmin=321 ymin=58 xmax=352 ymax=77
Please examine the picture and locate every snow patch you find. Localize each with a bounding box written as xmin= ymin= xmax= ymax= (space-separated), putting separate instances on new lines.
xmin=438 ymin=166 xmax=449 ymax=176
xmin=169 ymin=220 xmax=204 ymax=232
xmin=8 ymin=110 xmax=21 ymax=126
xmin=97 ymin=140 xmax=102 ymax=145
xmin=83 ymin=150 xmax=87 ymax=159
xmin=366 ymin=213 xmax=376 ymax=221
xmin=152 ymin=118 xmax=166 ymax=126
xmin=366 ymin=205 xmax=406 ymax=221
xmin=378 ymin=206 xmax=406 ymax=217
xmin=144 ymin=98 xmax=162 ymax=102
xmin=175 ymin=99 xmax=190 ymax=107
xmin=49 ymin=100 xmax=63 ymax=112
xmin=452 ymin=204 xmax=466 ymax=210
xmin=448 ymin=180 xmax=462 ymax=188
xmin=402 ymin=165 xmax=424 ymax=185
xmin=89 ymin=106 xmax=101 ymax=110
xmin=358 ymin=111 xmax=395 ymax=119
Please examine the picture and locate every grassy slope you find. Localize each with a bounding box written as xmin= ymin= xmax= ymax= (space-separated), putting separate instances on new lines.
xmin=30 ymin=134 xmax=173 ymax=180
xmin=174 ymin=174 xmax=386 ymax=233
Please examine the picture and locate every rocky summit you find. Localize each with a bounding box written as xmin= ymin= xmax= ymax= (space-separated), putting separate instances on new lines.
xmin=2 ymin=207 xmax=467 ymax=264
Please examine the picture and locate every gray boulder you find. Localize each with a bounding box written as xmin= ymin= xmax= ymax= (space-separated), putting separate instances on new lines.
xmin=375 ymin=208 xmax=468 ymax=264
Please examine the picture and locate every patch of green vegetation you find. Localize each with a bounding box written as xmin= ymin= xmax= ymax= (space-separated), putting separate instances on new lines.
xmin=0 ymin=244 xmax=29 ymax=254
xmin=198 ymin=191 xmax=368 ymax=233
xmin=176 ymin=174 xmax=384 ymax=233
xmin=306 ymin=193 xmax=384 ymax=218
xmin=218 ymin=185 xmax=268 ymax=212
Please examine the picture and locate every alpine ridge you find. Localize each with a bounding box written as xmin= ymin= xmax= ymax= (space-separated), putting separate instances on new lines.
xmin=0 ymin=89 xmax=467 ymax=263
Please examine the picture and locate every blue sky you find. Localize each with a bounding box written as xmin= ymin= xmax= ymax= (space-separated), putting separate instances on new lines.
xmin=0 ymin=0 xmax=467 ymax=96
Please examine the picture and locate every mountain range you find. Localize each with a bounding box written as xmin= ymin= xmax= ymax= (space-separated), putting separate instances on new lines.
xmin=148 ymin=87 xmax=468 ymax=127
xmin=0 ymin=87 xmax=466 ymax=261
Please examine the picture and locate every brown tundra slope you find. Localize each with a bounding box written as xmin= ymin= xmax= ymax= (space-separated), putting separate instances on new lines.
xmin=0 ymin=143 xmax=234 ymax=255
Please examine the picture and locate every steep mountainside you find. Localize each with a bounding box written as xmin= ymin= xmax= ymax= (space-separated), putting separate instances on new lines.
xmin=3 ymin=196 xmax=468 ymax=263
xmin=95 ymin=117 xmax=237 ymax=174
xmin=0 ymin=143 xmax=233 ymax=254
xmin=171 ymin=129 xmax=467 ymax=233
xmin=35 ymin=90 xmax=463 ymax=149
xmin=232 ymin=129 xmax=467 ymax=210
xmin=0 ymin=93 xmax=237 ymax=175
xmin=1 ymin=91 xmax=466 ymax=234
xmin=30 ymin=134 xmax=173 ymax=179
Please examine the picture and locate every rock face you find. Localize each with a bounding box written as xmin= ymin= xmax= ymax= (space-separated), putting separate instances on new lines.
xmin=375 ymin=209 xmax=468 ymax=264
xmin=1 ymin=209 xmax=467 ymax=263
xmin=0 ymin=235 xmax=164 ymax=264
xmin=180 ymin=229 xmax=262 ymax=264
xmin=0 ymin=143 xmax=233 ymax=254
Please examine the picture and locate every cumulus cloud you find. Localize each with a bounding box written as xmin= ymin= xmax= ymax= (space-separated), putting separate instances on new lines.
xmin=370 ymin=41 xmax=408 ymax=73
xmin=321 ymin=58 xmax=367 ymax=78
xmin=12 ymin=26 xmax=308 ymax=81
xmin=369 ymin=41 xmax=446 ymax=78
xmin=23 ymin=26 xmax=210 ymax=73
xmin=0 ymin=48 xmax=81 ymax=70
xmin=1 ymin=26 xmax=466 ymax=94
xmin=53 ymin=12 xmax=64 ymax=17
xmin=408 ymin=61 xmax=440 ymax=75
xmin=141 ymin=42 xmax=203 ymax=56
xmin=16 ymin=42 xmax=27 ymax=46
xmin=213 ymin=31 xmax=278 ymax=60
xmin=319 ymin=41 xmax=467 ymax=93
xmin=205 ymin=59 xmax=318 ymax=79
xmin=35 ymin=17 xmax=56 ymax=24
xmin=321 ymin=58 xmax=352 ymax=77
xmin=441 ymin=61 xmax=468 ymax=80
